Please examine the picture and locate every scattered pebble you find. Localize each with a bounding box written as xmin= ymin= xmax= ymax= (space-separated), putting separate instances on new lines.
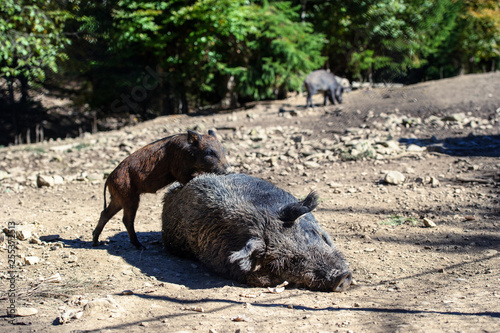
xmin=384 ymin=171 xmax=405 ymax=185
xmin=44 ymin=273 xmax=62 ymax=283
xmin=423 ymin=218 xmax=437 ymax=228
xmin=9 ymin=307 xmax=38 ymax=317
xmin=58 ymin=309 xmax=83 ymax=324
xmin=182 ymin=306 xmax=204 ymax=313
xmin=24 ymin=256 xmax=40 ymax=265
xmin=231 ymin=315 xmax=249 ymax=322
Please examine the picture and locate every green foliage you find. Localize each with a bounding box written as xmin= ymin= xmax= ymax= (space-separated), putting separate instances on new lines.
xmin=1 ymin=0 xmax=498 ymax=124
xmin=0 ymin=0 xmax=70 ymax=84
xmin=79 ymin=0 xmax=326 ymax=113
xmin=456 ymin=0 xmax=500 ymax=70
xmin=230 ymin=1 xmax=326 ymax=100
xmin=300 ymin=0 xmax=466 ymax=81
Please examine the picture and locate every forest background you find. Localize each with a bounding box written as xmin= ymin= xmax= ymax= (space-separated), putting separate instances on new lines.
xmin=1 ymin=0 xmax=499 ymax=146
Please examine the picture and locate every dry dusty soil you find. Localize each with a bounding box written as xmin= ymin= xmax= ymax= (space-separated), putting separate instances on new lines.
xmin=1 ymin=72 xmax=500 ymax=332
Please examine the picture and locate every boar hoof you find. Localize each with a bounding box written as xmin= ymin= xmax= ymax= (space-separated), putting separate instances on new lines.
xmin=132 ymin=241 xmax=147 ymax=251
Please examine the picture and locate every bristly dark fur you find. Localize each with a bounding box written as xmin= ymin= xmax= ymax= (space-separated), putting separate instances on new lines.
xmin=161 ymin=174 xmax=351 ymax=291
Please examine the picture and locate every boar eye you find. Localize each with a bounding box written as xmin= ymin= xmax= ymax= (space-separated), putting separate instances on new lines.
xmin=205 ymin=149 xmax=216 ymax=157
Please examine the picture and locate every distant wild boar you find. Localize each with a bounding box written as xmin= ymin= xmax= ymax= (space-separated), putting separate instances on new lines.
xmin=161 ymin=173 xmax=352 ymax=292
xmin=93 ymin=130 xmax=231 ymax=250
xmin=304 ymin=69 xmax=345 ymax=108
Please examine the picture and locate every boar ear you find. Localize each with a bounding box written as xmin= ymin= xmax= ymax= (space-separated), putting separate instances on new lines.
xmin=187 ymin=130 xmax=201 ymax=145
xmin=208 ymin=129 xmax=217 ymax=138
xmin=229 ymin=238 xmax=265 ymax=273
xmin=278 ymin=191 xmax=318 ymax=223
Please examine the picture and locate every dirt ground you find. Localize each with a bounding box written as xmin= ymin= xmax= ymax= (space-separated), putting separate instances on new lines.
xmin=1 ymin=72 xmax=499 ymax=332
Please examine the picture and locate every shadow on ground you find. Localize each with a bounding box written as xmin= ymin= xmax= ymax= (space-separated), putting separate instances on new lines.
xmin=400 ymin=134 xmax=500 ymax=157
xmin=56 ymin=231 xmax=236 ymax=290
xmin=71 ymin=291 xmax=500 ymax=332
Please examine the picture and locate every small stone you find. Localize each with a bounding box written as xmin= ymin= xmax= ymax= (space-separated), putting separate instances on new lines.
xmin=195 ymin=123 xmax=207 ymax=131
xmin=423 ymin=218 xmax=436 ymax=228
xmin=37 ymin=174 xmax=54 ymax=187
xmin=303 ymin=161 xmax=320 ymax=169
xmin=83 ymin=296 xmax=123 ymax=315
xmin=24 ymin=256 xmax=40 ymax=265
xmin=267 ymin=156 xmax=279 ymax=167
xmin=58 ymin=309 xmax=81 ymax=324
xmin=183 ymin=306 xmax=205 ymax=313
xmin=3 ymin=226 xmax=16 ymax=237
xmin=67 ymin=256 xmax=78 ymax=263
xmin=443 ymin=113 xmax=466 ymax=122
xmin=40 ymin=234 xmax=60 ymax=242
xmin=407 ymin=144 xmax=424 ymax=152
xmin=50 ymin=243 xmax=64 ymax=250
xmin=380 ymin=140 xmax=401 ymax=150
xmin=0 ymin=170 xmax=10 ymax=180
xmin=122 ymin=290 xmax=134 ymax=295
xmin=45 ymin=273 xmax=62 ymax=283
xmin=29 ymin=237 xmax=42 ymax=244
xmin=430 ymin=176 xmax=440 ymax=187
xmin=87 ymin=173 xmax=102 ymax=182
xmin=384 ymin=171 xmax=405 ymax=185
xmin=231 ymin=314 xmax=249 ymax=322
xmin=484 ymin=249 xmax=498 ymax=256
xmin=53 ymin=175 xmax=65 ymax=185
xmin=16 ymin=229 xmax=32 ymax=241
xmin=9 ymin=307 xmax=38 ymax=317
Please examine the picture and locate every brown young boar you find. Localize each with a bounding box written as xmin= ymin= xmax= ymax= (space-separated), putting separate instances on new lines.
xmin=93 ymin=130 xmax=231 ymax=250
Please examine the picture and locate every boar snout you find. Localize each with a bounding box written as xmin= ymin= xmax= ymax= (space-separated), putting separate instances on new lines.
xmin=208 ymin=160 xmax=232 ymax=175
xmin=222 ymin=165 xmax=234 ymax=174
xmin=332 ymin=271 xmax=352 ymax=292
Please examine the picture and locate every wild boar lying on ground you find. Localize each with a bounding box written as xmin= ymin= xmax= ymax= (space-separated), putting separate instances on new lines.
xmin=93 ymin=130 xmax=231 ymax=250
xmin=161 ymin=173 xmax=352 ymax=292
xmin=304 ymin=69 xmax=345 ymax=108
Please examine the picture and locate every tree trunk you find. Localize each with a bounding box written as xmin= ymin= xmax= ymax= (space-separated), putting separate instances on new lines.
xmin=19 ymin=74 xmax=28 ymax=105
xmin=7 ymin=78 xmax=18 ymax=136
xmin=179 ymin=83 xmax=188 ymax=114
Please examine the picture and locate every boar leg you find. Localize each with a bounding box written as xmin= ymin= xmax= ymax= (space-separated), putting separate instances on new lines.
xmin=122 ymin=198 xmax=145 ymax=250
xmin=306 ymin=93 xmax=313 ymax=108
xmin=93 ymin=198 xmax=122 ymax=246
xmin=326 ymin=90 xmax=336 ymax=105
